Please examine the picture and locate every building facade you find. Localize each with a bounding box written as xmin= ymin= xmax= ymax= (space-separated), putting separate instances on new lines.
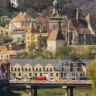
xmin=9 ymin=12 xmax=34 ymax=33
xmin=11 ymin=27 xmax=26 ymax=43
xmin=25 ymin=22 xmax=35 ymax=52
xmin=47 ymin=29 xmax=64 ymax=53
xmin=7 ymin=56 xmax=90 ymax=80
xmin=49 ymin=0 xmax=63 ymax=31
xmin=10 ymin=59 xmax=61 ymax=80
xmin=66 ymin=18 xmax=94 ymax=45
xmin=61 ymin=55 xmax=88 ymax=80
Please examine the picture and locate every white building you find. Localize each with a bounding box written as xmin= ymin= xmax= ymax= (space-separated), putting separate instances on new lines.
xmin=9 ymin=12 xmax=34 ymax=33
xmin=47 ymin=29 xmax=64 ymax=53
xmin=61 ymin=55 xmax=89 ymax=80
xmin=10 ymin=0 xmax=19 ymax=8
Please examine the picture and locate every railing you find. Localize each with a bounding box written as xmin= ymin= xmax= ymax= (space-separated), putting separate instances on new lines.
xmin=9 ymin=80 xmax=91 ymax=85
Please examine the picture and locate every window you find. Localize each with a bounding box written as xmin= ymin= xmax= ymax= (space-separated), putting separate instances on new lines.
xmin=46 ymin=68 xmax=48 ymax=72
xmin=51 ymin=73 xmax=53 ymax=76
xmin=62 ymin=63 xmax=64 ymax=66
xmin=40 ymin=73 xmax=42 ymax=76
xmin=36 ymin=68 xmax=38 ymax=71
xmin=70 ymin=68 xmax=73 ymax=72
xmin=39 ymin=68 xmax=41 ymax=71
xmin=61 ymin=73 xmax=63 ymax=77
xmin=29 ymin=68 xmax=31 ymax=71
xmin=50 ymin=68 xmax=52 ymax=72
xmin=78 ymin=63 xmax=81 ymax=67
xmin=70 ymin=63 xmax=73 ymax=67
xmin=78 ymin=68 xmax=81 ymax=71
xmin=25 ymin=68 xmax=27 ymax=71
xmin=29 ymin=73 xmax=32 ymax=76
xmin=19 ymin=73 xmax=21 ymax=76
xmin=56 ymin=73 xmax=58 ymax=76
xmin=64 ymin=73 xmax=66 ymax=77
xmin=80 ymin=73 xmax=82 ymax=76
xmin=62 ymin=67 xmax=64 ymax=71
xmin=14 ymin=68 xmax=17 ymax=71
xmin=35 ymin=73 xmax=37 ymax=76
xmin=18 ymin=68 xmax=20 ymax=71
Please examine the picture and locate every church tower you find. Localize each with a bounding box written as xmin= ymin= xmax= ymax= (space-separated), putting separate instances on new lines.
xmin=49 ymin=0 xmax=62 ymax=31
xmin=26 ymin=22 xmax=35 ymax=52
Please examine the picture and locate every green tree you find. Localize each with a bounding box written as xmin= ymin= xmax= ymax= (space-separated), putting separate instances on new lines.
xmin=55 ymin=46 xmax=72 ymax=59
xmin=87 ymin=59 xmax=96 ymax=95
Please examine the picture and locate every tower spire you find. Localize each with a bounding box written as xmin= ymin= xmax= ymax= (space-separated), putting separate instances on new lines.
xmin=76 ymin=8 xmax=79 ymax=20
xmin=52 ymin=0 xmax=59 ymax=16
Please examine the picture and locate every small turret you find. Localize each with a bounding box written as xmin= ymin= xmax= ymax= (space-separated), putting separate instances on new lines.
xmin=27 ymin=22 xmax=35 ymax=33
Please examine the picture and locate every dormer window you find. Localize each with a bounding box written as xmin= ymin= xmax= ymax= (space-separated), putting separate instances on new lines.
xmin=25 ymin=68 xmax=27 ymax=71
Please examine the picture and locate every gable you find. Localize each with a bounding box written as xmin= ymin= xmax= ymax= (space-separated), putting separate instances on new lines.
xmin=1 ymin=46 xmax=8 ymax=54
xmin=34 ymin=64 xmax=43 ymax=68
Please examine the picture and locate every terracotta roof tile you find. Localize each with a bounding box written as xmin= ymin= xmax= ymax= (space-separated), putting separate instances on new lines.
xmin=14 ymin=27 xmax=26 ymax=31
xmin=77 ymin=28 xmax=91 ymax=34
xmin=10 ymin=12 xmax=32 ymax=23
xmin=67 ymin=18 xmax=91 ymax=34
xmin=48 ymin=30 xmax=64 ymax=40
xmin=35 ymin=18 xmax=48 ymax=24
xmin=67 ymin=19 xmax=74 ymax=29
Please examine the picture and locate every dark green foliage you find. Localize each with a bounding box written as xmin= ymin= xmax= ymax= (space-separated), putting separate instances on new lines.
xmin=55 ymin=46 xmax=72 ymax=59
xmin=0 ymin=34 xmax=13 ymax=45
xmin=87 ymin=59 xmax=96 ymax=95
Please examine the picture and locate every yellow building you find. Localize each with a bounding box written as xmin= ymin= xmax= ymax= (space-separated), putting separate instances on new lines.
xmin=26 ymin=22 xmax=49 ymax=52
xmin=26 ymin=22 xmax=35 ymax=52
xmin=10 ymin=59 xmax=61 ymax=80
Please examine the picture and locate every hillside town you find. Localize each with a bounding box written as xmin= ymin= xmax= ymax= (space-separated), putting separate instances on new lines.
xmin=0 ymin=0 xmax=96 ymax=96
xmin=0 ymin=0 xmax=95 ymax=81
xmin=0 ymin=0 xmax=96 ymax=60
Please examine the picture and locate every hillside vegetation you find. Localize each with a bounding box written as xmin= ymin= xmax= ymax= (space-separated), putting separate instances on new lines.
xmin=0 ymin=0 xmax=96 ymax=17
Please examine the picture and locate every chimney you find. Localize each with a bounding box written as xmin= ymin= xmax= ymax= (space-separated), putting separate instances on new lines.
xmin=76 ymin=8 xmax=79 ymax=20
xmin=19 ymin=12 xmax=22 ymax=15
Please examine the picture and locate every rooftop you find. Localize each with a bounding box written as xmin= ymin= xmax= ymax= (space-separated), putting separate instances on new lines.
xmin=10 ymin=12 xmax=32 ymax=23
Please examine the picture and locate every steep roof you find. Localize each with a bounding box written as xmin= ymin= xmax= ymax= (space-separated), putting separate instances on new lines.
xmin=67 ymin=18 xmax=91 ymax=34
xmin=10 ymin=12 xmax=32 ymax=23
xmin=48 ymin=30 xmax=64 ymax=40
xmin=85 ymin=14 xmax=96 ymax=32
xmin=27 ymin=22 xmax=35 ymax=33
xmin=3 ymin=43 xmax=22 ymax=51
xmin=67 ymin=19 xmax=74 ymax=29
xmin=0 ymin=59 xmax=10 ymax=65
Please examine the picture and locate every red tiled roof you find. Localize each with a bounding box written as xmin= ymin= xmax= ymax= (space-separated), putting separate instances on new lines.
xmin=67 ymin=19 xmax=74 ymax=29
xmin=10 ymin=12 xmax=32 ymax=23
xmin=35 ymin=18 xmax=49 ymax=24
xmin=48 ymin=30 xmax=64 ymax=40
